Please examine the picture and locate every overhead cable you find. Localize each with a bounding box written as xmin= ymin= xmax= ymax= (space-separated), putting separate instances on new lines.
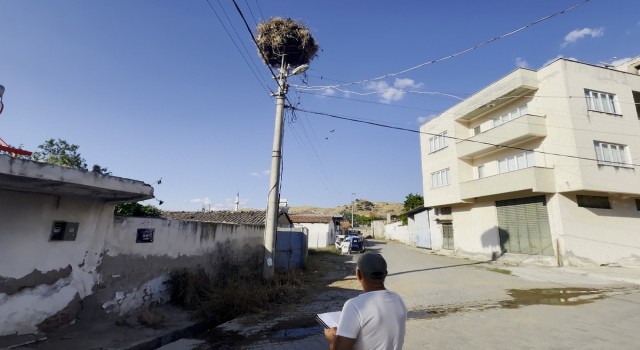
xmin=293 ymin=0 xmax=590 ymax=90
xmin=290 ymin=106 xmax=640 ymax=167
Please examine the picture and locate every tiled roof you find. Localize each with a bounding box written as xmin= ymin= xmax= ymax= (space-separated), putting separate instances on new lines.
xmin=289 ymin=215 xmax=333 ymax=224
xmin=162 ymin=210 xmax=266 ymax=225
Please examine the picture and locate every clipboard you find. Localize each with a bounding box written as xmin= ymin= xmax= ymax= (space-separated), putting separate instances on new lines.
xmin=316 ymin=311 xmax=341 ymax=329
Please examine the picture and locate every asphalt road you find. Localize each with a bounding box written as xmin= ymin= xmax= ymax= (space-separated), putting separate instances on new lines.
xmin=202 ymin=240 xmax=640 ymax=349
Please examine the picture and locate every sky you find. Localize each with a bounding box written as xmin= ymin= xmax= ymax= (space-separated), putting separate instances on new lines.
xmin=0 ymin=0 xmax=638 ymax=211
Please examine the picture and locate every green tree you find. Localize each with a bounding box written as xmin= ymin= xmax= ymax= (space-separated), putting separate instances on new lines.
xmin=31 ymin=138 xmax=109 ymax=174
xmin=114 ymin=202 xmax=162 ymax=218
xmin=31 ymin=138 xmax=87 ymax=170
xmin=401 ymin=193 xmax=424 ymax=225
xmin=403 ymin=193 xmax=424 ymax=211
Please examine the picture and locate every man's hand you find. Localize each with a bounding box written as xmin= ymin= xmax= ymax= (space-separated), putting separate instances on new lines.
xmin=324 ymin=327 xmax=356 ymax=350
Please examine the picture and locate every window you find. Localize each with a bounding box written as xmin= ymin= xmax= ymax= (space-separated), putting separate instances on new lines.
xmin=577 ymin=195 xmax=611 ymax=209
xmin=429 ymin=132 xmax=448 ymax=153
xmin=50 ymin=221 xmax=79 ymax=241
xmin=431 ymin=168 xmax=450 ymax=188
xmin=493 ymin=105 xmax=528 ymax=127
xmin=437 ymin=207 xmax=452 ymax=215
xmin=473 ymin=126 xmax=481 ymax=136
xmin=636 ymin=199 xmax=640 ymax=211
xmin=633 ymin=91 xmax=640 ymax=119
xmin=498 ymin=151 xmax=534 ymax=174
xmin=585 ymin=89 xmax=618 ymax=114
xmin=477 ymin=165 xmax=485 ymax=179
xmin=594 ymin=141 xmax=629 ymax=167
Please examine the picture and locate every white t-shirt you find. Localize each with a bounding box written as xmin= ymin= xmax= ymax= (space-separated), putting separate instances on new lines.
xmin=337 ymin=290 xmax=407 ymax=350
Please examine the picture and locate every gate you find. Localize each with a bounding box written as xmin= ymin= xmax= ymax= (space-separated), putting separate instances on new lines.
xmin=415 ymin=211 xmax=432 ymax=249
xmin=275 ymin=228 xmax=307 ymax=272
xmin=442 ymin=223 xmax=454 ymax=250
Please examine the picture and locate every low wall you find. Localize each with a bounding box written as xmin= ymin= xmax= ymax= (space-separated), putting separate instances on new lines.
xmin=0 ymin=189 xmax=264 ymax=336
xmin=384 ymin=221 xmax=410 ymax=244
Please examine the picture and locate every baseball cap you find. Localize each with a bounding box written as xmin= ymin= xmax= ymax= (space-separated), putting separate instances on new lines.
xmin=357 ymin=253 xmax=387 ymax=280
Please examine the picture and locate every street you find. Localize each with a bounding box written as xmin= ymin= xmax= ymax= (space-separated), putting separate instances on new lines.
xmin=194 ymin=240 xmax=640 ymax=349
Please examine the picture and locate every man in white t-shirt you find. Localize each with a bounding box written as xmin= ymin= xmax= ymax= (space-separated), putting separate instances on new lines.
xmin=324 ymin=252 xmax=407 ymax=350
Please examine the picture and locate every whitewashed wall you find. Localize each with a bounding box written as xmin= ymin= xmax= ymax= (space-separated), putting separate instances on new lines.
xmin=0 ymin=188 xmax=264 ymax=336
xmin=550 ymin=194 xmax=640 ymax=266
xmin=384 ymin=221 xmax=410 ymax=244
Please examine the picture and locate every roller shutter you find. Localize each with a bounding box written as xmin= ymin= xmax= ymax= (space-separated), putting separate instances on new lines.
xmin=496 ymin=196 xmax=553 ymax=256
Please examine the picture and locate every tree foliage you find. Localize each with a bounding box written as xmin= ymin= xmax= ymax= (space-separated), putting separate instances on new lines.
xmin=114 ymin=202 xmax=162 ymax=218
xmin=31 ymin=138 xmax=87 ymax=170
xmin=403 ymin=193 xmax=424 ymax=212
xmin=401 ymin=193 xmax=424 ymax=225
xmin=31 ymin=138 xmax=110 ymax=174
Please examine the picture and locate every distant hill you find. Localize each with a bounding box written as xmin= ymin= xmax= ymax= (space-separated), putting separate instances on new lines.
xmin=287 ymin=200 xmax=403 ymax=218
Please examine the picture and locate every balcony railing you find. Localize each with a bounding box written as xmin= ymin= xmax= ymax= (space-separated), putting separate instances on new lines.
xmin=456 ymin=114 xmax=546 ymax=159
xmin=459 ymin=166 xmax=555 ymax=200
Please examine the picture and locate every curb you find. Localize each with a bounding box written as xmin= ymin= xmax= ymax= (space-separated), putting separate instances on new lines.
xmin=119 ymin=322 xmax=209 ymax=350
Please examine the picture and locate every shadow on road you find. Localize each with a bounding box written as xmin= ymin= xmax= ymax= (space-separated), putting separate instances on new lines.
xmin=387 ymin=260 xmax=491 ymax=277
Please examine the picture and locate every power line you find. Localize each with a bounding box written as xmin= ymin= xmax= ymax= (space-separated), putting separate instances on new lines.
xmin=295 ymin=90 xmax=441 ymax=113
xmin=294 ymin=0 xmax=591 ymax=90
xmin=290 ymin=106 xmax=640 ymax=167
xmin=253 ymin=0 xmax=265 ymax=21
xmin=203 ymin=0 xmax=272 ymax=96
xmin=214 ymin=0 xmax=269 ymax=86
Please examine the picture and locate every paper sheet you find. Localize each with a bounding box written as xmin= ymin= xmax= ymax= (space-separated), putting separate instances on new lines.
xmin=316 ymin=311 xmax=341 ymax=329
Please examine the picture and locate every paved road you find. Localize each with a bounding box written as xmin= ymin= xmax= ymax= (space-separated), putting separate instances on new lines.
xmin=204 ymin=241 xmax=640 ymax=349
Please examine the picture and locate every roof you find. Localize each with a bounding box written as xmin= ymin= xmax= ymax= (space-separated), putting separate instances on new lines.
xmin=162 ymin=210 xmax=267 ymax=225
xmin=405 ymin=205 xmax=430 ymax=216
xmin=289 ymin=215 xmax=333 ymax=224
xmin=0 ymin=155 xmax=153 ymax=201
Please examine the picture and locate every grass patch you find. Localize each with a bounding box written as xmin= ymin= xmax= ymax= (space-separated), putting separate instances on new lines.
xmin=484 ymin=267 xmax=513 ymax=275
xmin=167 ymin=248 xmax=312 ymax=325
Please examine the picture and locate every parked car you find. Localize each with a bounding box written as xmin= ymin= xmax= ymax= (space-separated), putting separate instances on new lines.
xmin=335 ymin=230 xmax=365 ymax=253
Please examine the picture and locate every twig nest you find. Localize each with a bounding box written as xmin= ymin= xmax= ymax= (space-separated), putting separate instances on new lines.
xmin=256 ymin=17 xmax=318 ymax=68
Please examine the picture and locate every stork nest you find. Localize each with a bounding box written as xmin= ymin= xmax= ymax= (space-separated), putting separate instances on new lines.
xmin=256 ymin=17 xmax=318 ymax=68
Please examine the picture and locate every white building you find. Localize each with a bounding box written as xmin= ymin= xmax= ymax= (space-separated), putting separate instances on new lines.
xmin=419 ymin=56 xmax=640 ymax=266
xmin=289 ymin=215 xmax=338 ymax=249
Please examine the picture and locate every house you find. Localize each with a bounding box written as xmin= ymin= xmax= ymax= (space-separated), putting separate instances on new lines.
xmin=419 ymin=55 xmax=640 ymax=266
xmin=162 ymin=209 xmax=293 ymax=227
xmin=0 ymin=155 xmax=266 ymax=339
xmin=289 ymin=214 xmax=339 ymax=249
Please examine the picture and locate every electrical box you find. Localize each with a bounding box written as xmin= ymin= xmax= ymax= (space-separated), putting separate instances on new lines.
xmin=136 ymin=228 xmax=155 ymax=243
xmin=50 ymin=221 xmax=79 ymax=241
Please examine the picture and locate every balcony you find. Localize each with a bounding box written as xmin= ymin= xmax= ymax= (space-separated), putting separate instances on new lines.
xmin=454 ymin=69 xmax=538 ymax=122
xmin=456 ymin=114 xmax=546 ymax=159
xmin=459 ymin=167 xmax=555 ymax=200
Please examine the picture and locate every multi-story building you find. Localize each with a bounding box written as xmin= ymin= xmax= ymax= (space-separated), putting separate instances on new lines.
xmin=419 ymin=56 xmax=640 ymax=266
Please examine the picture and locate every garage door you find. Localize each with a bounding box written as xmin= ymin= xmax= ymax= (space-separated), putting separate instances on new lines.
xmin=496 ymin=196 xmax=553 ymax=256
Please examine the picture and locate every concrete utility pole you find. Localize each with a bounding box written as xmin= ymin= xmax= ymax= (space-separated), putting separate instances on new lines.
xmin=263 ymin=63 xmax=287 ymax=280
xmin=351 ymin=192 xmax=356 ymax=228
xmin=263 ymin=60 xmax=309 ymax=280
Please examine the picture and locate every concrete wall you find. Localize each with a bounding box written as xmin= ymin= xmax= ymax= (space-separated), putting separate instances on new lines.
xmin=0 ymin=188 xmax=264 ymax=336
xmin=550 ymin=194 xmax=640 ymax=266
xmin=384 ymin=221 xmax=410 ymax=244
xmin=371 ymin=220 xmax=386 ymax=239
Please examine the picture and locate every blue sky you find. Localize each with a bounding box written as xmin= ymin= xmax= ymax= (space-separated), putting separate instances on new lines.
xmin=1 ymin=0 xmax=638 ymax=211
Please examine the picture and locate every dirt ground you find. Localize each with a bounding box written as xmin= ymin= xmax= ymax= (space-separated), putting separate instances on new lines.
xmin=198 ymin=249 xmax=362 ymax=348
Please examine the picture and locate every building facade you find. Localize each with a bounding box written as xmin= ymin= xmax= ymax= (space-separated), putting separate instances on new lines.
xmin=420 ymin=56 xmax=640 ymax=266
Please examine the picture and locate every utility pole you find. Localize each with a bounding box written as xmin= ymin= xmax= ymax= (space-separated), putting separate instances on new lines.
xmin=263 ymin=61 xmax=287 ymax=280
xmin=351 ymin=192 xmax=356 ymax=228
